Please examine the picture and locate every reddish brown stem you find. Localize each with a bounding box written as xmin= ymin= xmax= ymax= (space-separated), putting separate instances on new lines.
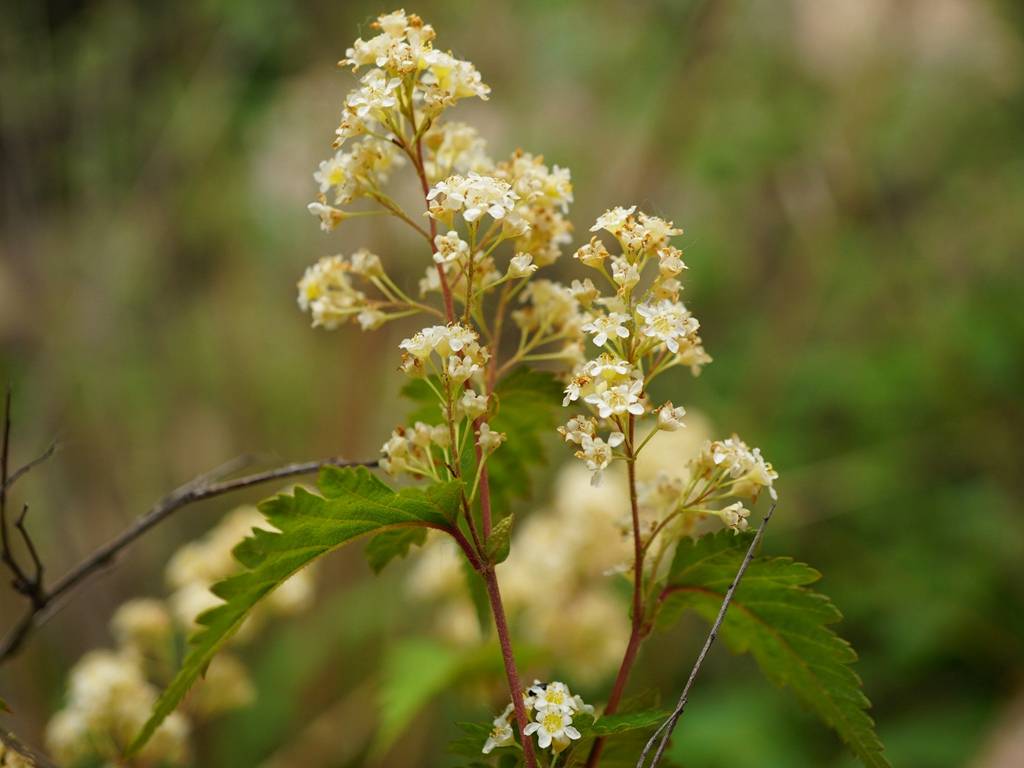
xmin=412 ymin=137 xmax=455 ymax=322
xmin=482 ymin=565 xmax=537 ymax=768
xmin=586 ymin=414 xmax=647 ymax=768
xmin=409 ymin=132 xmax=529 ymax=764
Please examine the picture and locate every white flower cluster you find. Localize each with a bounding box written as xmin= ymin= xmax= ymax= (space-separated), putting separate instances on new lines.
xmin=46 ymin=505 xmax=317 ymax=766
xmin=384 ymin=324 xmax=503 ymax=478
xmin=336 ymin=10 xmax=489 ymax=140
xmin=696 ymin=435 xmax=779 ymax=503
xmin=558 ymin=206 xmax=713 ymax=486
xmin=308 ymin=138 xmax=403 ymax=228
xmin=427 ymin=172 xmax=518 ymax=224
xmin=297 ymin=250 xmax=419 ymax=332
xmin=45 ymin=644 xmax=190 ymax=767
xmin=491 ymin=150 xmax=574 ymax=267
xmin=483 ymin=681 xmax=593 ymax=755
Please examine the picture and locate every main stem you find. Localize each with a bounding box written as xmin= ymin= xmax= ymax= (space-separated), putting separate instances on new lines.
xmin=586 ymin=414 xmax=647 ymax=768
xmin=483 ymin=564 xmax=538 ymax=768
xmin=413 ymin=137 xmax=455 ymax=321
xmin=410 ymin=143 xmax=535 ymax=768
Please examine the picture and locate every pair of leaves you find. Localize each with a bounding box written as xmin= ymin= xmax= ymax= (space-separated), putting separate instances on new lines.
xmin=659 ymin=531 xmax=890 ymax=768
xmin=129 ymin=466 xmax=462 ymax=754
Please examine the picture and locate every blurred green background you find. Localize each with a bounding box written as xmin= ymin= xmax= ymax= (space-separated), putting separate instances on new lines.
xmin=2 ymin=0 xmax=1023 ymax=766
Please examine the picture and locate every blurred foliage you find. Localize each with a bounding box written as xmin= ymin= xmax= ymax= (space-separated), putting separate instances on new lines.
xmin=1 ymin=0 xmax=1023 ymax=766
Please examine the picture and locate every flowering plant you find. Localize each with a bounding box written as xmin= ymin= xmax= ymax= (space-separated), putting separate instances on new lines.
xmin=40 ymin=10 xmax=888 ymax=768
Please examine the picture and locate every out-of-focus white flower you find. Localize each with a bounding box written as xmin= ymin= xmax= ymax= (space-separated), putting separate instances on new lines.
xmin=482 ymin=703 xmax=515 ymax=754
xmin=477 ymin=423 xmax=506 ymax=453
xmin=657 ymin=402 xmax=687 ymax=431
xmin=111 ymin=598 xmax=172 ymax=655
xmin=508 ymin=253 xmax=537 ymax=278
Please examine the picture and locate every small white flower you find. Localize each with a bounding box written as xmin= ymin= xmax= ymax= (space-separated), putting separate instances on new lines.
xmin=524 ymin=709 xmax=582 ymax=751
xmin=608 ymin=258 xmax=640 ymax=294
xmin=576 ymin=434 xmax=615 ymax=485
xmin=569 ymin=278 xmax=599 ymax=307
xmin=636 ymin=300 xmax=699 ymax=354
xmin=349 ymin=248 xmax=383 ymax=277
xmin=583 ymin=354 xmax=632 ymax=381
xmin=482 ymin=703 xmax=515 ymax=754
xmin=590 ymin=205 xmax=636 ymax=234
xmin=557 ymin=415 xmax=596 ymax=444
xmin=477 ymin=423 xmax=506 ymax=453
xmin=508 ymin=252 xmax=537 ymax=278
xmin=458 ymin=390 xmax=489 ymax=420
xmin=307 ymin=201 xmax=346 ymax=231
xmin=531 ymin=681 xmax=575 ymax=714
xmin=657 ymin=402 xmax=687 ymax=431
xmin=433 ymin=230 xmax=469 ymax=265
xmin=573 ymin=236 xmax=610 ymax=267
xmin=658 ymin=245 xmax=688 ymax=276
xmin=346 ymin=69 xmax=401 ymax=118
xmin=584 ymin=378 xmax=645 ymax=419
xmin=582 ymin=312 xmax=630 ymax=347
xmin=357 ymin=308 xmax=386 ymax=330
xmin=719 ymin=501 xmax=750 ymax=532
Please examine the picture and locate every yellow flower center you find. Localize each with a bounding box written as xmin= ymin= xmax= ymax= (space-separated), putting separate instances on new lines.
xmin=542 ymin=712 xmax=563 ymax=731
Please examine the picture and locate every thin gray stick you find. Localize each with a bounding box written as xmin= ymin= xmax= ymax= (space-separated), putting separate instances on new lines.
xmin=0 ymin=454 xmax=377 ymax=663
xmin=636 ymin=501 xmax=777 ymax=768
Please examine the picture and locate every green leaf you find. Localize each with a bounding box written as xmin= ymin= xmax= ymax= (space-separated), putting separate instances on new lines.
xmin=660 ymin=531 xmax=890 ymax=768
xmin=486 ymin=368 xmax=562 ymax=508
xmin=375 ymin=638 xmax=463 ymax=756
xmin=0 ymin=696 xmax=9 ymax=713
xmin=364 ymin=527 xmax=428 ymax=573
xmin=130 ymin=466 xmax=462 ymax=755
xmin=592 ymin=708 xmax=670 ymax=736
xmin=485 ymin=513 xmax=514 ymax=564
xmin=448 ymin=721 xmax=495 ymax=758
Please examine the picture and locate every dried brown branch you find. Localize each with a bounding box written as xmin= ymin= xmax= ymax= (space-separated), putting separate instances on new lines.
xmin=0 ymin=388 xmax=378 ymax=664
xmin=636 ymin=501 xmax=777 ymax=768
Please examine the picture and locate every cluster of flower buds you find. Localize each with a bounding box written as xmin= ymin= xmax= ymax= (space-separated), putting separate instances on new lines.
xmin=483 ymin=680 xmax=593 ymax=755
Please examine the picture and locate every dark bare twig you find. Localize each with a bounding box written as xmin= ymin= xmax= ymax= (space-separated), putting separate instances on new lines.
xmin=2 ymin=440 xmax=57 ymax=492
xmin=636 ymin=501 xmax=777 ymax=768
xmin=0 ymin=389 xmax=49 ymax=613
xmin=0 ymin=441 xmax=378 ymax=664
